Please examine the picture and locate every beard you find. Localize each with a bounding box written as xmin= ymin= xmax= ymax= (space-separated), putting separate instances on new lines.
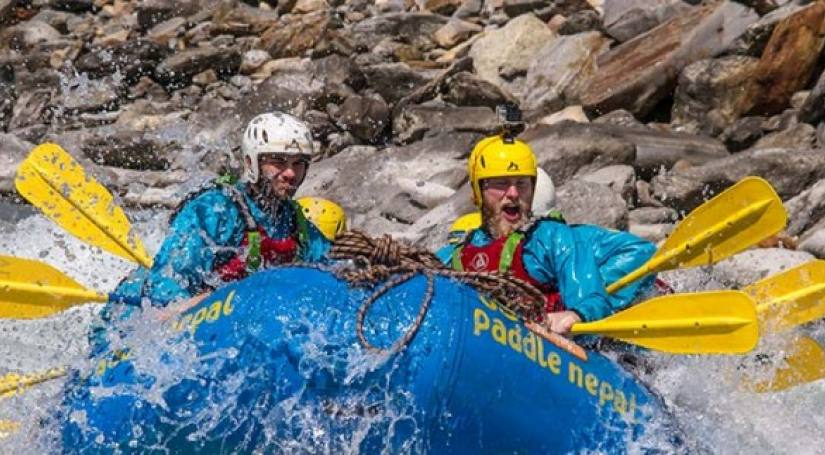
xmin=250 ymin=178 xmax=292 ymax=216
xmin=482 ymin=198 xmax=531 ymax=239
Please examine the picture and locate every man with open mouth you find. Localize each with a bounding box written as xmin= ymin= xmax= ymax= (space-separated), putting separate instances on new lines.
xmin=437 ymin=132 xmax=657 ymax=335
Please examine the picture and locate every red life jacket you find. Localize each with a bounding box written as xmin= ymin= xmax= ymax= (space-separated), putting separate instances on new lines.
xmin=216 ymin=226 xmax=299 ymax=281
xmin=451 ymin=231 xmax=564 ymax=314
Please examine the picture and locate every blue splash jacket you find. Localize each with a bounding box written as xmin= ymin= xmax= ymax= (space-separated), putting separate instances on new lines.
xmin=111 ymin=184 xmax=330 ymax=307
xmin=437 ymin=222 xmax=656 ymax=322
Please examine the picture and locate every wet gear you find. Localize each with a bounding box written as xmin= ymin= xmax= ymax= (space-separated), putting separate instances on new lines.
xmin=111 ymin=180 xmax=329 ymax=307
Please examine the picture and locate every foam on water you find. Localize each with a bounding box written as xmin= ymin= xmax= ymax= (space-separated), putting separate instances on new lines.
xmin=2 ymin=207 xmax=825 ymax=453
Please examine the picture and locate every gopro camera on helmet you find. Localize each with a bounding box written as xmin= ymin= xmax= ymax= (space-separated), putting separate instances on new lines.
xmin=496 ymin=103 xmax=525 ymax=141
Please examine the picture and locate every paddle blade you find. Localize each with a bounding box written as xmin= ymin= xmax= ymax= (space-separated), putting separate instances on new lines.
xmin=657 ymin=177 xmax=786 ymax=268
xmin=0 ymin=420 xmax=20 ymax=440
xmin=0 ymin=255 xmax=106 ymax=319
xmin=0 ymin=367 xmax=67 ymax=398
xmin=746 ymin=336 xmax=825 ymax=393
xmin=15 ymin=143 xmax=152 ymax=267
xmin=571 ymin=290 xmax=759 ymax=354
xmin=747 ymin=260 xmax=825 ymax=333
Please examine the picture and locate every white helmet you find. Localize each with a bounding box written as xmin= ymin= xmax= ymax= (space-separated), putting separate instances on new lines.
xmin=531 ymin=167 xmax=556 ymax=216
xmin=241 ymin=112 xmax=315 ymax=183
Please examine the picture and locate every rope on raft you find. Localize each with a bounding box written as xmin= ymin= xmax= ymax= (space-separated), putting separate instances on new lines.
xmin=326 ymin=230 xmax=549 ymax=356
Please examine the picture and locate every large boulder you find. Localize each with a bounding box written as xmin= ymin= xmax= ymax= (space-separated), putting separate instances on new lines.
xmin=670 ymin=56 xmax=760 ymax=136
xmin=520 ymin=31 xmax=610 ymax=117
xmin=651 ymin=148 xmax=825 ymax=212
xmin=74 ymin=39 xmax=170 ymax=82
xmin=154 ymin=46 xmax=241 ymax=88
xmin=362 ymin=62 xmax=440 ymax=104
xmin=602 ymin=0 xmax=692 ymax=42
xmin=580 ymin=1 xmax=757 ymax=117
xmin=520 ymin=121 xmax=636 ymax=186
xmin=745 ymin=1 xmax=825 ymax=116
xmin=348 ymin=12 xmax=448 ymax=51
xmin=784 ymin=178 xmax=825 ymax=236
xmin=468 ymin=13 xmax=556 ymax=98
xmin=392 ymin=103 xmax=498 ymax=143
xmin=556 ymin=179 xmax=629 ymax=229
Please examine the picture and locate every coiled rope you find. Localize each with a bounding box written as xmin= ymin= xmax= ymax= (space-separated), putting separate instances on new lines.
xmin=326 ymin=231 xmax=548 ymax=355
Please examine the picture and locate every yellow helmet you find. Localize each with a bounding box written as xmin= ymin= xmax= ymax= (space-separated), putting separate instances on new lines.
xmin=297 ymin=197 xmax=347 ymax=241
xmin=468 ymin=135 xmax=537 ymax=206
xmin=447 ymin=212 xmax=482 ymax=244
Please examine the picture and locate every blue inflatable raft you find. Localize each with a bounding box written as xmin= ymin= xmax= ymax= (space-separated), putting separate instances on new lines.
xmin=58 ymin=267 xmax=681 ymax=453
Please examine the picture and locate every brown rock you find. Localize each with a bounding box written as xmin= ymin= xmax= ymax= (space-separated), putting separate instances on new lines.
xmin=746 ymin=1 xmax=825 ymax=116
xmin=441 ymin=71 xmax=513 ymax=107
xmin=670 ymin=56 xmax=760 ymax=136
xmin=155 ymin=46 xmax=241 ymax=88
xmin=260 ymin=11 xmax=334 ymax=59
xmin=211 ymin=2 xmax=280 ymax=35
xmin=580 ymin=1 xmax=757 ymax=118
xmin=424 ymin=0 xmax=463 ymax=15
xmin=331 ymin=94 xmax=390 ymax=142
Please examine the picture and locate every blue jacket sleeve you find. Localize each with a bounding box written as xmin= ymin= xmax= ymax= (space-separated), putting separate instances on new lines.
xmin=573 ymin=224 xmax=657 ymax=311
xmin=521 ymin=222 xmax=613 ymax=322
xmin=113 ymin=190 xmax=245 ymax=307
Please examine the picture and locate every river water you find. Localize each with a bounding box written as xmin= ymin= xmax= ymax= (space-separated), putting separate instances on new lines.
xmin=1 ymin=202 xmax=825 ymax=454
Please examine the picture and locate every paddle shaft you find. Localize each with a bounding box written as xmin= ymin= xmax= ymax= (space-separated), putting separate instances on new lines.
xmin=607 ymin=198 xmax=774 ymax=294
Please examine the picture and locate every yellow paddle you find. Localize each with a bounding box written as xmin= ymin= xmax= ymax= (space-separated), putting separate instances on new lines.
xmin=569 ymin=290 xmax=759 ymax=354
xmin=745 ymin=260 xmax=825 ymax=333
xmin=0 ymin=367 xmax=67 ymax=399
xmin=0 ymin=420 xmax=20 ymax=440
xmin=0 ymin=255 xmax=106 ymax=319
xmin=15 ymin=143 xmax=153 ymax=268
xmin=608 ymin=177 xmax=787 ymax=294
xmin=745 ymin=336 xmax=825 ymax=393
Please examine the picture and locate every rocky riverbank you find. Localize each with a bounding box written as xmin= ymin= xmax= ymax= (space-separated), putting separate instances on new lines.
xmin=1 ymin=0 xmax=824 ymax=271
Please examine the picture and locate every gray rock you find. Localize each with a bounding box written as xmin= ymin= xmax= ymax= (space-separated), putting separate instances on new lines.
xmin=556 ymin=179 xmax=629 ymax=229
xmin=603 ymin=0 xmax=692 ymax=42
xmin=502 ymin=0 xmax=553 ymax=17
xmin=135 ymin=0 xmax=199 ymax=31
xmin=9 ymin=90 xmax=53 ymax=131
xmin=58 ymin=76 xmax=121 ymax=113
xmin=0 ymin=0 xmax=15 ymax=24
xmin=521 ymin=122 xmax=636 ymax=186
xmin=0 ymin=133 xmax=34 ymax=195
xmin=784 ymin=178 xmax=825 ymax=236
xmin=799 ymin=70 xmax=825 ymax=125
xmin=155 ymin=46 xmax=241 ymax=88
xmin=3 ymin=21 xmax=63 ymax=50
xmin=521 ymin=31 xmax=610 ymax=116
xmin=558 ymin=10 xmax=603 ymax=35
xmin=799 ymin=228 xmax=825 ymax=259
xmin=349 ymin=12 xmax=448 ymax=51
xmin=671 ymin=56 xmax=760 ymax=136
xmin=74 ymin=39 xmax=170 ymax=82
xmin=433 ymin=18 xmax=482 ymax=48
xmin=651 ymin=148 xmax=825 ymax=212
xmin=751 ymin=122 xmax=817 ymax=150
xmin=818 ymin=122 xmax=825 ymax=148
xmin=453 ymin=0 xmax=483 ymax=20
xmin=629 ymin=222 xmax=674 ymax=243
xmin=392 ymin=103 xmax=498 ymax=143
xmin=362 ymin=62 xmax=439 ymax=104
xmin=441 ymin=71 xmax=513 ymax=107
xmin=239 ymin=49 xmax=271 ymax=74
xmin=469 ymin=13 xmax=556 ymax=97
xmin=299 ymin=132 xmax=478 ymax=222
xmin=580 ymin=164 xmax=636 ymax=202
xmin=712 ymin=248 xmax=814 ymax=289
xmin=581 ymin=1 xmax=758 ymax=118
xmin=629 ymin=206 xmax=678 ymax=224
xmin=331 ymin=94 xmax=390 ymax=142
xmin=719 ymin=116 xmax=765 ymax=152
xmin=592 ymin=109 xmax=646 ymax=128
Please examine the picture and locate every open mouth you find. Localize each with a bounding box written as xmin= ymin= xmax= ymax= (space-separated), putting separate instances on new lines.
xmin=502 ymin=205 xmax=522 ymax=222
